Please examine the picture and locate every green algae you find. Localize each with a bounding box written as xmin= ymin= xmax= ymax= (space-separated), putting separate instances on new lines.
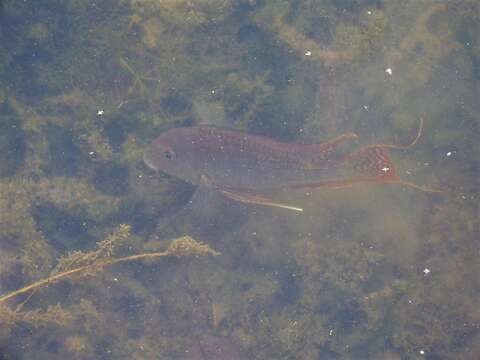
xmin=0 ymin=0 xmax=479 ymax=359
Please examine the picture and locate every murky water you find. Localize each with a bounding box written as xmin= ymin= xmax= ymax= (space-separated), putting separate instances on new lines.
xmin=0 ymin=1 xmax=478 ymax=359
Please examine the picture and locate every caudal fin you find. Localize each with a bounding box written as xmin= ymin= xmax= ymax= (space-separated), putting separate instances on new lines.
xmin=343 ymin=145 xmax=399 ymax=182
xmin=290 ymin=118 xmax=443 ymax=192
xmin=289 ymin=146 xmax=398 ymax=190
xmin=342 ymin=144 xmax=443 ymax=192
xmin=342 ymin=116 xmax=425 ymax=180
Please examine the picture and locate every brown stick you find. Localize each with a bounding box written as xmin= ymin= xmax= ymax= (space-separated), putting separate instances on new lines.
xmin=0 ymin=252 xmax=171 ymax=304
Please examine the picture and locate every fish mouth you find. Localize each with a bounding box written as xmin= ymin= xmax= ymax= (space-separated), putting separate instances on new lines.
xmin=143 ymin=149 xmax=158 ymax=171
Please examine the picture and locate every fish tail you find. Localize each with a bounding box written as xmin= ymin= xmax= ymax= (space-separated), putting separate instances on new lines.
xmin=341 ymin=145 xmax=444 ymax=192
xmin=372 ymin=117 xmax=424 ymax=150
xmin=290 ymin=118 xmax=443 ymax=192
xmin=288 ymin=146 xmax=397 ymax=190
xmin=342 ymin=145 xmax=400 ymax=182
xmin=340 ymin=117 xmax=423 ymax=183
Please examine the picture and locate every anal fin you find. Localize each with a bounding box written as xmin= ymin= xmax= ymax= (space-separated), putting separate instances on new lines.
xmin=201 ymin=175 xmax=303 ymax=212
xmin=217 ymin=187 xmax=304 ymax=212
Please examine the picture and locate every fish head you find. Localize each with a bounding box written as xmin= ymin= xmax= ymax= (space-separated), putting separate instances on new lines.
xmin=143 ymin=128 xmax=198 ymax=184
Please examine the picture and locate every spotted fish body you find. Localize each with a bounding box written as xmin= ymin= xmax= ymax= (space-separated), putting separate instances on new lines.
xmin=144 ymin=122 xmax=438 ymax=211
xmin=143 ymin=126 xmax=365 ymax=190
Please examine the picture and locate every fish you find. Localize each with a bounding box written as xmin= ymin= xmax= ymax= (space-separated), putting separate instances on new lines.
xmin=144 ymin=118 xmax=441 ymax=212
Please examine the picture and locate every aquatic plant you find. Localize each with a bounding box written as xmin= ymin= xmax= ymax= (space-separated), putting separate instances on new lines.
xmin=253 ymin=0 xmax=387 ymax=65
xmin=0 ymin=223 xmax=219 ymax=303
xmin=0 ymin=224 xmax=220 ymax=359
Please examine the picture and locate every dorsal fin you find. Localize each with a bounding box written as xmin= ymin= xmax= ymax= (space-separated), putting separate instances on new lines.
xmin=301 ymin=132 xmax=359 ymax=170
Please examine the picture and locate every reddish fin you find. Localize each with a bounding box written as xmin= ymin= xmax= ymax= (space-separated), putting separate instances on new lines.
xmin=320 ymin=132 xmax=359 ymax=149
xmin=342 ymin=117 xmax=443 ymax=192
xmin=201 ymin=175 xmax=303 ymax=212
xmin=302 ymin=132 xmax=359 ymax=169
xmin=217 ymin=187 xmax=304 ymax=212
xmin=343 ymin=145 xmax=399 ymax=182
xmin=373 ymin=117 xmax=424 ymax=150
xmin=340 ymin=117 xmax=425 ymax=181
xmin=291 ymin=118 xmax=442 ymax=192
xmin=291 ymin=145 xmax=443 ymax=193
xmin=289 ymin=146 xmax=398 ymax=190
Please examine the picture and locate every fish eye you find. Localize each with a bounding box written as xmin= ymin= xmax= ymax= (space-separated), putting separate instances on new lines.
xmin=163 ymin=149 xmax=174 ymax=160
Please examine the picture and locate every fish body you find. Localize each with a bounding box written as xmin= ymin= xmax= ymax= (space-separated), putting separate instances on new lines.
xmin=143 ymin=126 xmax=352 ymax=190
xmin=144 ymin=121 xmax=439 ymax=211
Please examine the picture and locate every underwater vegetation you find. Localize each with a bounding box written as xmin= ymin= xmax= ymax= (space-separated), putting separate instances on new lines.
xmin=0 ymin=0 xmax=479 ymax=359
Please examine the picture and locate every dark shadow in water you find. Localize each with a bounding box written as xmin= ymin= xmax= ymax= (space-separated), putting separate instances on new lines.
xmin=0 ymin=102 xmax=26 ymax=177
xmin=45 ymin=124 xmax=81 ymax=177
xmin=32 ymin=202 xmax=95 ymax=252
xmin=156 ymin=186 xmax=250 ymax=245
xmin=93 ymin=163 xmax=130 ymax=197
